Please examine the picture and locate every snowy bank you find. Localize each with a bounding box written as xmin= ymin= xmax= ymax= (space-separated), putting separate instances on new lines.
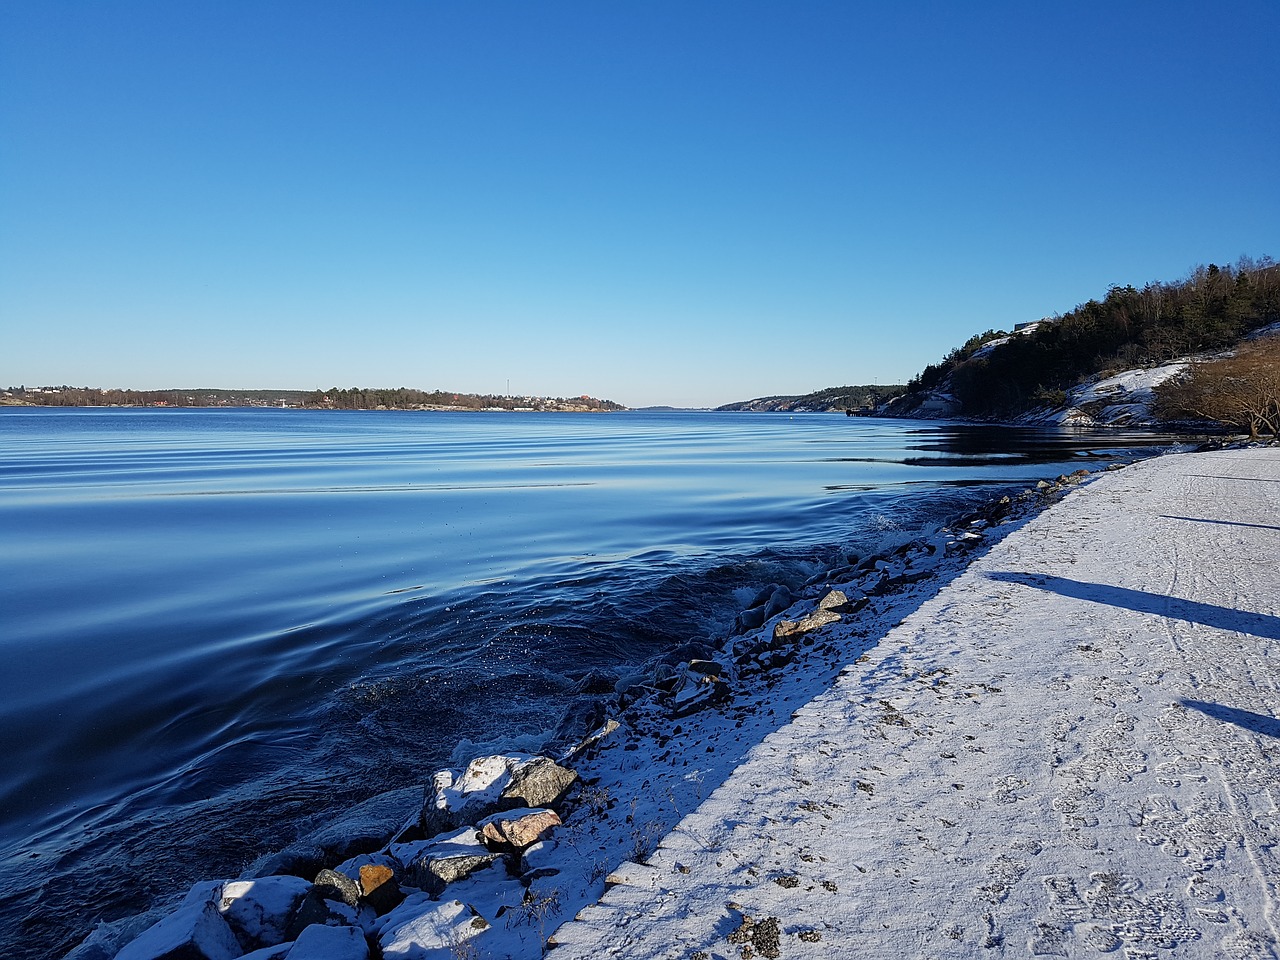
xmin=70 ymin=447 xmax=1280 ymax=960
xmin=554 ymin=446 xmax=1280 ymax=959
xmin=67 ymin=466 xmax=1103 ymax=959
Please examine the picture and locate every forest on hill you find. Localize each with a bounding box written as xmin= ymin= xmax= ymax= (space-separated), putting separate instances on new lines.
xmin=894 ymin=256 xmax=1280 ymax=419
xmin=718 ymin=383 xmax=904 ymax=413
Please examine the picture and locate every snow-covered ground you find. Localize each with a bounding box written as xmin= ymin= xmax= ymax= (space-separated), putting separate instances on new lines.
xmin=76 ymin=447 xmax=1280 ymax=960
xmin=1023 ymin=362 xmax=1189 ymax=427
xmin=554 ymin=447 xmax=1280 ymax=959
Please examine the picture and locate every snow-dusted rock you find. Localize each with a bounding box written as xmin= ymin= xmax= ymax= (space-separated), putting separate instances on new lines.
xmin=219 ymin=875 xmax=312 ymax=950
xmin=395 ymin=828 xmax=503 ymax=896
xmin=114 ymin=882 xmax=241 ymax=960
xmin=237 ymin=944 xmax=292 ymax=960
xmin=419 ymin=755 xmax=576 ymax=839
xmin=378 ymin=899 xmax=490 ymax=960
xmin=64 ymin=912 xmax=166 ymax=960
xmin=283 ymin=923 xmax=368 ymax=959
xmin=668 ymin=660 xmax=730 ymax=717
xmin=312 ymin=869 xmax=362 ymax=908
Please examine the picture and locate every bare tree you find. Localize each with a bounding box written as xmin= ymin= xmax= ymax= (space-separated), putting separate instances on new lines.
xmin=1156 ymin=336 xmax=1280 ymax=439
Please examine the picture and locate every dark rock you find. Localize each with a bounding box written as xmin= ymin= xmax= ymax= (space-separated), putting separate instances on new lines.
xmin=520 ymin=866 xmax=562 ymax=886
xmin=283 ymin=890 xmax=355 ymax=943
xmin=669 ymin=661 xmax=730 ymax=717
xmin=734 ymin=607 xmax=767 ymax=632
xmin=761 ymin=587 xmax=795 ymax=619
xmin=573 ymin=669 xmax=618 ymax=695
xmin=248 ymin=844 xmax=326 ymax=881
xmin=313 ymin=869 xmax=362 ymax=907
xmin=659 ymin=641 xmax=718 ymax=666
xmin=686 ymin=659 xmax=724 ymax=678
xmin=745 ymin=584 xmax=778 ymax=609
xmin=542 ymin=697 xmax=607 ymax=756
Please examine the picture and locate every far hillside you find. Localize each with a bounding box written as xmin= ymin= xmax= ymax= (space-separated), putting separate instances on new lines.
xmin=889 ymin=257 xmax=1280 ymax=420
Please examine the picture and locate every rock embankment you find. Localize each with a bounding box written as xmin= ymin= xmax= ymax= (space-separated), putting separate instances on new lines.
xmin=65 ymin=471 xmax=1104 ymax=960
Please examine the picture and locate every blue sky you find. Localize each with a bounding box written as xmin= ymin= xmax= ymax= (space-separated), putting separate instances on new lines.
xmin=2 ymin=2 xmax=1276 ymax=408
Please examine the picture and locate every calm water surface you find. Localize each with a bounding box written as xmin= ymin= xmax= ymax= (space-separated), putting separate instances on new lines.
xmin=0 ymin=407 xmax=1184 ymax=956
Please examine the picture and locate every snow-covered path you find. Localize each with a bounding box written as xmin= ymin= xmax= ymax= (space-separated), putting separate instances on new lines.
xmin=553 ymin=448 xmax=1280 ymax=959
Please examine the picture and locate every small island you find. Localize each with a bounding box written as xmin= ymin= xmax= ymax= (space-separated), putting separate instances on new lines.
xmin=0 ymin=386 xmax=626 ymax=413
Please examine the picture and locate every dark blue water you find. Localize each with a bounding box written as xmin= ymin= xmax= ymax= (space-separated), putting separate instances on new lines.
xmin=0 ymin=408 xmax=1184 ymax=956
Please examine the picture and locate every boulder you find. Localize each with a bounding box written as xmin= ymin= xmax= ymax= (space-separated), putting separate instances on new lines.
xmin=761 ymin=586 xmax=795 ymax=619
xmin=686 ymin=659 xmax=724 ymax=678
xmin=668 ymin=660 xmax=730 ymax=717
xmin=658 ymin=640 xmax=718 ymax=666
xmin=419 ymin=755 xmax=577 ymax=838
xmin=479 ymin=808 xmax=562 ymax=851
xmin=745 ymin=584 xmax=777 ymax=610
xmin=504 ymin=756 xmax=578 ymax=808
xmin=358 ymin=864 xmax=403 ymax=916
xmin=542 ymin=697 xmax=607 ymax=757
xmin=283 ymin=891 xmax=359 ymax=943
xmin=313 ymin=869 xmax=362 ymax=908
xmin=379 ymin=899 xmax=489 ymax=960
xmin=115 ymin=883 xmax=242 ymax=960
xmin=816 ymin=590 xmax=851 ymax=612
xmin=733 ymin=606 xmax=767 ymax=632
xmin=773 ymin=608 xmax=840 ymax=641
xmin=218 ymin=875 xmax=312 ymax=950
xmin=249 ymin=844 xmax=327 ymax=882
xmin=397 ymin=828 xmax=503 ymax=897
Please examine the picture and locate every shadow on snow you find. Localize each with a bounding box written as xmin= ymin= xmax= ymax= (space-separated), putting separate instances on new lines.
xmin=985 ymin=571 xmax=1280 ymax=641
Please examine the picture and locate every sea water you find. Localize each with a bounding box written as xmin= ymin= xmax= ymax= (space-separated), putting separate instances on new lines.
xmin=0 ymin=407 xmax=1183 ymax=956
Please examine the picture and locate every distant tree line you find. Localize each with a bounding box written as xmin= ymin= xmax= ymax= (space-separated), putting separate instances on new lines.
xmin=302 ymin=387 xmax=625 ymax=412
xmin=4 ymin=385 xmax=625 ymax=412
xmin=3 ymin=387 xmax=307 ymax=407
xmin=905 ymin=257 xmax=1280 ymax=417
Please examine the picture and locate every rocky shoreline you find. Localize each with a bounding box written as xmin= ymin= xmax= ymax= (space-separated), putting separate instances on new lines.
xmin=65 ymin=468 xmax=1114 ymax=960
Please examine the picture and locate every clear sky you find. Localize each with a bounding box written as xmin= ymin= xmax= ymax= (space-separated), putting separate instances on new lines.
xmin=2 ymin=2 xmax=1276 ymax=408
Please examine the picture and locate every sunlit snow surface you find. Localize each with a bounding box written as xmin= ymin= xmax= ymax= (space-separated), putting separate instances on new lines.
xmin=548 ymin=447 xmax=1280 ymax=959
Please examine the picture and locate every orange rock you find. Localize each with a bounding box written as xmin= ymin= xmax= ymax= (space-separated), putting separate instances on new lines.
xmin=480 ymin=809 xmax=562 ymax=850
